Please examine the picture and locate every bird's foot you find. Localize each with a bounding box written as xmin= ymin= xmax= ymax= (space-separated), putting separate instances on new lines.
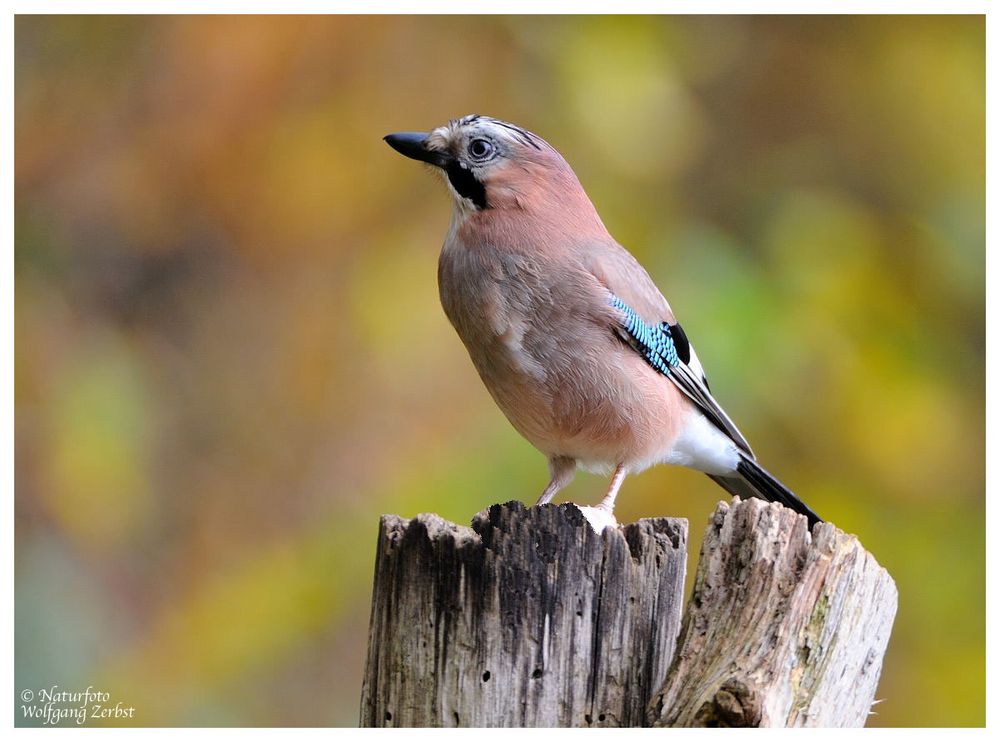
xmin=577 ymin=505 xmax=618 ymax=534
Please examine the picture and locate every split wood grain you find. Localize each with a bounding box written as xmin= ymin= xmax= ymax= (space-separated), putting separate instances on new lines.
xmin=360 ymin=497 xmax=897 ymax=728
xmin=359 ymin=501 xmax=687 ymax=727
xmin=648 ymin=498 xmax=898 ymax=727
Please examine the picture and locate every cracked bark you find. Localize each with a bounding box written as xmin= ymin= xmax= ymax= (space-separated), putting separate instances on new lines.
xmin=359 ymin=498 xmax=896 ymax=728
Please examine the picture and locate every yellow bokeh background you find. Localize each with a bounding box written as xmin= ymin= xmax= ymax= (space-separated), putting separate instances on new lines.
xmin=15 ymin=15 xmax=984 ymax=727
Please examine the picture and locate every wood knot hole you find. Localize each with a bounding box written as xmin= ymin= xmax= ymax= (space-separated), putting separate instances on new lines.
xmin=694 ymin=679 xmax=761 ymax=727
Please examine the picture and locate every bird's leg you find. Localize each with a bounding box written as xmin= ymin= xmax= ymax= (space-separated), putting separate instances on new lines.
xmin=597 ymin=463 xmax=629 ymax=514
xmin=535 ymin=456 xmax=576 ymax=505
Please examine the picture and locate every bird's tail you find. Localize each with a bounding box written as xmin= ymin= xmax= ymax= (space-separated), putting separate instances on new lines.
xmin=708 ymin=454 xmax=823 ymax=528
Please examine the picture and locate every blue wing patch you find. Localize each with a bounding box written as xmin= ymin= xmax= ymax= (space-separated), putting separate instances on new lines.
xmin=609 ymin=293 xmax=753 ymax=455
xmin=609 ymin=295 xmax=679 ymax=374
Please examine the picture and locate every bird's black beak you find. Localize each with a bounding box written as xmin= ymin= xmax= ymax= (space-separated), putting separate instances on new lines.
xmin=383 ymin=132 xmax=449 ymax=168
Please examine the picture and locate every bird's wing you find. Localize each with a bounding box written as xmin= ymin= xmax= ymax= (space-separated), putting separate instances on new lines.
xmin=578 ymin=239 xmax=677 ymax=325
xmin=607 ymin=294 xmax=755 ymax=457
xmin=576 ymin=239 xmax=754 ymax=456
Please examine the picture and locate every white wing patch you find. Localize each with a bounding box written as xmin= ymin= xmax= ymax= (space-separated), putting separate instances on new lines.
xmin=686 ymin=341 xmax=708 ymax=387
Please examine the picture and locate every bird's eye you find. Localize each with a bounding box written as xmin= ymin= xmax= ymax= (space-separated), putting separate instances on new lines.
xmin=468 ymin=138 xmax=494 ymax=161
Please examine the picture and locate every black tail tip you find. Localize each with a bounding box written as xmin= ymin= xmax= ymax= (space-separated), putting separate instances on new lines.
xmin=736 ymin=457 xmax=824 ymax=530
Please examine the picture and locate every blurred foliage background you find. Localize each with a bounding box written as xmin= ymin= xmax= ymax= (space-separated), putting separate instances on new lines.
xmin=14 ymin=15 xmax=983 ymax=727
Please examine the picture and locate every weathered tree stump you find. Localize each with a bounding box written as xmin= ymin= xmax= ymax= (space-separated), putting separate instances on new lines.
xmin=359 ymin=501 xmax=688 ymax=727
xmin=649 ymin=498 xmax=898 ymax=727
xmin=360 ymin=497 xmax=897 ymax=728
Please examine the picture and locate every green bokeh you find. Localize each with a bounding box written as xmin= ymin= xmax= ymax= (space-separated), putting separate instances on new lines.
xmin=15 ymin=15 xmax=984 ymax=727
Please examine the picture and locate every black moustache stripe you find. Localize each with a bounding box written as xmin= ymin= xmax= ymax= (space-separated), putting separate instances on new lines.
xmin=445 ymin=162 xmax=488 ymax=209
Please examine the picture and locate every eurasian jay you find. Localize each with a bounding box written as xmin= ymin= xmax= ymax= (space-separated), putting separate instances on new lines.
xmin=385 ymin=114 xmax=822 ymax=528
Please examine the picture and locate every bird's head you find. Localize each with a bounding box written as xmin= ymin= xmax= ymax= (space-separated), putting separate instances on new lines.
xmin=384 ymin=114 xmax=601 ymax=230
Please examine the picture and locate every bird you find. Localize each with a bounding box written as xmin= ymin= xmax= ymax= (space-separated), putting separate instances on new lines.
xmin=384 ymin=114 xmax=822 ymax=528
